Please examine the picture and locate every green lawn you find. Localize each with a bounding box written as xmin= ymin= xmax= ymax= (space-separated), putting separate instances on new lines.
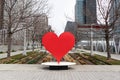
xmin=0 ymin=51 xmax=47 ymax=64
xmin=82 ymin=53 xmax=120 ymax=65
xmin=0 ymin=51 xmax=120 ymax=65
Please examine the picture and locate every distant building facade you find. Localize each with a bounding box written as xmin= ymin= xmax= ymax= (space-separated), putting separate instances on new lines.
xmin=110 ymin=0 xmax=120 ymax=35
xmin=64 ymin=21 xmax=78 ymax=43
xmin=64 ymin=21 xmax=77 ymax=35
xmin=0 ymin=0 xmax=4 ymax=29
xmin=0 ymin=13 xmax=52 ymax=45
xmin=75 ymin=0 xmax=97 ymax=24
xmin=33 ymin=13 xmax=49 ymax=36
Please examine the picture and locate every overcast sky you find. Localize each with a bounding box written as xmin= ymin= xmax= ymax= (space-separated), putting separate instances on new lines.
xmin=48 ymin=0 xmax=76 ymax=35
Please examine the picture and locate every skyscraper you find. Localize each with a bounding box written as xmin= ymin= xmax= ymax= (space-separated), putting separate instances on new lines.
xmin=75 ymin=0 xmax=85 ymax=24
xmin=75 ymin=0 xmax=97 ymax=24
xmin=110 ymin=0 xmax=120 ymax=34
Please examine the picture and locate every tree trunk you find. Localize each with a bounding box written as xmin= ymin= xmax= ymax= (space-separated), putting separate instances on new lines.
xmin=7 ymin=33 xmax=12 ymax=57
xmin=32 ymin=39 xmax=35 ymax=51
xmin=105 ymin=30 xmax=111 ymax=60
xmin=40 ymin=40 xmax=42 ymax=49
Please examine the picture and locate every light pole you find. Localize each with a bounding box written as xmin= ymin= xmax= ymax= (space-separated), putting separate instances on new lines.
xmin=23 ymin=24 xmax=27 ymax=55
xmin=90 ymin=24 xmax=94 ymax=56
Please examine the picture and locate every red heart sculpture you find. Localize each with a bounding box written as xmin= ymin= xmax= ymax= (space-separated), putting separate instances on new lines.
xmin=42 ymin=32 xmax=75 ymax=63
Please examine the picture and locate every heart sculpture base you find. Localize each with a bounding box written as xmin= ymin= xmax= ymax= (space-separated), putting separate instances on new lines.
xmin=49 ymin=66 xmax=68 ymax=70
xmin=41 ymin=62 xmax=76 ymax=70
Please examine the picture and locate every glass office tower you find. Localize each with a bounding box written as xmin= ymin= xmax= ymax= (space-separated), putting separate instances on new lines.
xmin=75 ymin=0 xmax=85 ymax=24
xmin=110 ymin=0 xmax=120 ymax=34
xmin=75 ymin=0 xmax=97 ymax=24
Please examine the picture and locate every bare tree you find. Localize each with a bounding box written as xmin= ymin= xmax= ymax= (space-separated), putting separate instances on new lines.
xmin=96 ymin=0 xmax=120 ymax=59
xmin=75 ymin=0 xmax=120 ymax=60
xmin=30 ymin=14 xmax=52 ymax=51
xmin=4 ymin=0 xmax=49 ymax=57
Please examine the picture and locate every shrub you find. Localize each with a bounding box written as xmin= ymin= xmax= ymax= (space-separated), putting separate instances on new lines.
xmin=0 ymin=51 xmax=4 ymax=54
xmin=12 ymin=50 xmax=16 ymax=52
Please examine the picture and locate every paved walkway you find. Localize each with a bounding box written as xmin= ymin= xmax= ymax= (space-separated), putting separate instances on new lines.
xmin=0 ymin=49 xmax=39 ymax=59
xmin=0 ymin=64 xmax=120 ymax=80
xmin=78 ymin=49 xmax=120 ymax=60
